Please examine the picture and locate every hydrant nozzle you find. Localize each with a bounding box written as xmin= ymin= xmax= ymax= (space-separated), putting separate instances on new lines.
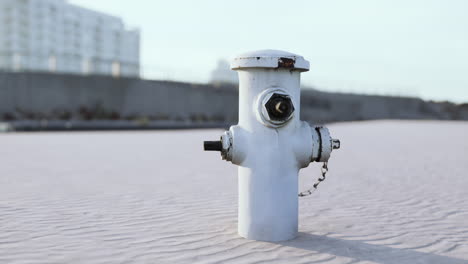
xmin=203 ymin=141 xmax=222 ymax=151
xmin=203 ymin=50 xmax=340 ymax=242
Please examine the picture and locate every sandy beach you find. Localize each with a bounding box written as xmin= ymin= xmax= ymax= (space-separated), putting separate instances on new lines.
xmin=1 ymin=120 xmax=467 ymax=264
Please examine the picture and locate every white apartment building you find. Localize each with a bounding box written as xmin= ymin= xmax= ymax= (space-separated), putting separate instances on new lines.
xmin=0 ymin=0 xmax=140 ymax=77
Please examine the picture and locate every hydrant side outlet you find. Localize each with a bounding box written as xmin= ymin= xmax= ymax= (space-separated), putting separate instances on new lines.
xmin=204 ymin=141 xmax=222 ymax=151
xmin=203 ymin=50 xmax=340 ymax=242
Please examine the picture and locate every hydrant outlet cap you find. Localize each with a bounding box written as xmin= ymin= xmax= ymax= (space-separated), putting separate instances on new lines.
xmin=231 ymin=50 xmax=310 ymax=72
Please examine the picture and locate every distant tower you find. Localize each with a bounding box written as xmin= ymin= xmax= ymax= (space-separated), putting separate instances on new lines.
xmin=210 ymin=59 xmax=238 ymax=86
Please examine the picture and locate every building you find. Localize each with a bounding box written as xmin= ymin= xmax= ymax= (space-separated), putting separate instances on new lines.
xmin=0 ymin=0 xmax=140 ymax=77
xmin=210 ymin=59 xmax=238 ymax=86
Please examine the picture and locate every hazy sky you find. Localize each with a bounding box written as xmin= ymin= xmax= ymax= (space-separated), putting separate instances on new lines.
xmin=69 ymin=0 xmax=468 ymax=103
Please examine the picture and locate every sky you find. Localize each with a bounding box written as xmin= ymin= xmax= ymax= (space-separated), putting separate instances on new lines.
xmin=69 ymin=0 xmax=468 ymax=103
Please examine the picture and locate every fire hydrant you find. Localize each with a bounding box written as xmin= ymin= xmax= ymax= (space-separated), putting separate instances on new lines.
xmin=204 ymin=50 xmax=340 ymax=242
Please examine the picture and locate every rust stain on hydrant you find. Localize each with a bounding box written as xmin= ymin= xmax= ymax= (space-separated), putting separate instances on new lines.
xmin=278 ymin=57 xmax=295 ymax=69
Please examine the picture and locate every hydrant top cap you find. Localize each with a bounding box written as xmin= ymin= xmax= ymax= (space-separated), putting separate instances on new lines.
xmin=231 ymin=49 xmax=310 ymax=72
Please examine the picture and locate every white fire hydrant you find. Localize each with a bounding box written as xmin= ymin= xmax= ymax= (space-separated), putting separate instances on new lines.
xmin=204 ymin=50 xmax=340 ymax=242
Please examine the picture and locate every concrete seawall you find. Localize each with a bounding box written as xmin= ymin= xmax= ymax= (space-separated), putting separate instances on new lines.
xmin=0 ymin=72 xmax=238 ymax=123
xmin=1 ymin=71 xmax=467 ymax=130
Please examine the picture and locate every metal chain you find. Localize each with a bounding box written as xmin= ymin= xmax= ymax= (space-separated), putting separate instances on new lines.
xmin=298 ymin=162 xmax=328 ymax=197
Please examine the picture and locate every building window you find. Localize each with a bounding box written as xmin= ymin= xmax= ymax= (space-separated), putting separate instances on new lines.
xmin=82 ymin=58 xmax=91 ymax=74
xmin=112 ymin=61 xmax=120 ymax=77
xmin=13 ymin=53 xmax=22 ymax=71
xmin=49 ymin=55 xmax=57 ymax=72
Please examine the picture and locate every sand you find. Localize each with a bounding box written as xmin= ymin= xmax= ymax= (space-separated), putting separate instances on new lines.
xmin=1 ymin=120 xmax=467 ymax=264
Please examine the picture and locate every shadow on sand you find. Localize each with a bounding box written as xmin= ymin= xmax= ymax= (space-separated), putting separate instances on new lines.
xmin=278 ymin=232 xmax=465 ymax=264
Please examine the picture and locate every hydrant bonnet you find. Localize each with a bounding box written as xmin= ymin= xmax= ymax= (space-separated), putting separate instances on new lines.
xmin=231 ymin=49 xmax=310 ymax=72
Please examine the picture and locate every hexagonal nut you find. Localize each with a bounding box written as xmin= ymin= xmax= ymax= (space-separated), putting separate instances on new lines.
xmin=264 ymin=93 xmax=295 ymax=123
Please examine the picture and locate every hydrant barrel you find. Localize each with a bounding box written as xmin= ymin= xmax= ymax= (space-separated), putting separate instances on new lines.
xmin=232 ymin=50 xmax=310 ymax=242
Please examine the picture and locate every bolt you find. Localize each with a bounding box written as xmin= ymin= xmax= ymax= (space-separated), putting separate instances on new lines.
xmin=265 ymin=93 xmax=294 ymax=122
xmin=332 ymin=139 xmax=340 ymax=150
